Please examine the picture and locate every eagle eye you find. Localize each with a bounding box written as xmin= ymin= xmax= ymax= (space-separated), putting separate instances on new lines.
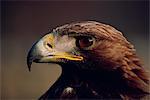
xmin=76 ymin=36 xmax=94 ymax=50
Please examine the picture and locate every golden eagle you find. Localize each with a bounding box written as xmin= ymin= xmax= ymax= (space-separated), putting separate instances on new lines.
xmin=27 ymin=21 xmax=149 ymax=99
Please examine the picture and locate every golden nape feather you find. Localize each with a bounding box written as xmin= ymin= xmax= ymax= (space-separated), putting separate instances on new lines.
xmin=27 ymin=21 xmax=149 ymax=99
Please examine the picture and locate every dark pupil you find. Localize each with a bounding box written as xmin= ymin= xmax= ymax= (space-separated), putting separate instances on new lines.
xmin=77 ymin=37 xmax=93 ymax=48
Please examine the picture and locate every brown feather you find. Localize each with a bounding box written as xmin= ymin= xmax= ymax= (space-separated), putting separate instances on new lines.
xmin=42 ymin=21 xmax=149 ymax=99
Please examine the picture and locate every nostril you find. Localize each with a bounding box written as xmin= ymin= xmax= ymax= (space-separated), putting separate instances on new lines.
xmin=47 ymin=43 xmax=53 ymax=48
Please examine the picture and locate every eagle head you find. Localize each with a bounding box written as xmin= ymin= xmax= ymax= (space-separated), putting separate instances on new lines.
xmin=27 ymin=21 xmax=149 ymax=99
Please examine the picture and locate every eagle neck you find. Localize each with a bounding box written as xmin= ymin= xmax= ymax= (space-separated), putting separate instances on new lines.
xmin=59 ymin=63 xmax=86 ymax=88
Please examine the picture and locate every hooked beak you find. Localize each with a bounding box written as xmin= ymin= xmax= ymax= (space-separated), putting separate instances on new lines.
xmin=27 ymin=33 xmax=83 ymax=71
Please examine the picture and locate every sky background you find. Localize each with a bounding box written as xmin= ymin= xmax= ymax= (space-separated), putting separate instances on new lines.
xmin=1 ymin=1 xmax=149 ymax=99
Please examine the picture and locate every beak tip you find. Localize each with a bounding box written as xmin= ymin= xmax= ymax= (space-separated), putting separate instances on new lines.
xmin=27 ymin=53 xmax=32 ymax=72
xmin=29 ymin=68 xmax=31 ymax=72
xmin=27 ymin=61 xmax=32 ymax=72
xmin=27 ymin=47 xmax=34 ymax=72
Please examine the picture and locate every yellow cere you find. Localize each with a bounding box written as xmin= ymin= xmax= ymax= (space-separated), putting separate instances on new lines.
xmin=43 ymin=34 xmax=55 ymax=49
